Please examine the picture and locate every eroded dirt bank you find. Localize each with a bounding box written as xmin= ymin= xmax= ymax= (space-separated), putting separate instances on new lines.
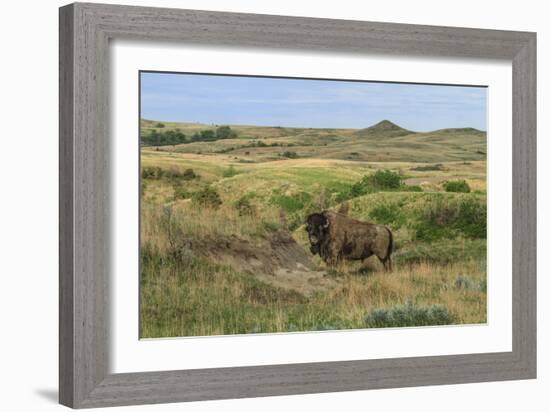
xmin=189 ymin=230 xmax=338 ymax=296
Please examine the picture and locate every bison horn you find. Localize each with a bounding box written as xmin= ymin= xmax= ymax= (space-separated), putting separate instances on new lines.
xmin=323 ymin=220 xmax=330 ymax=229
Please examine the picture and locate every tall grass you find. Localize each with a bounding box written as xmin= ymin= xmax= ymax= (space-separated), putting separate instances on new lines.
xmin=140 ymin=160 xmax=487 ymax=338
xmin=140 ymin=253 xmax=486 ymax=337
xmin=141 ymin=201 xmax=282 ymax=249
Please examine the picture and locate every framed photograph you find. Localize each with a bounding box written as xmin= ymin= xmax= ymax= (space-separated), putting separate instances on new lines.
xmin=59 ymin=2 xmax=536 ymax=408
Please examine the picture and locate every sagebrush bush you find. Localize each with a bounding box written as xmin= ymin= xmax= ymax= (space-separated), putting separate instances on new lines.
xmin=172 ymin=184 xmax=191 ymax=201
xmin=182 ymin=168 xmax=197 ymax=180
xmin=192 ymin=186 xmax=222 ymax=209
xmin=165 ymin=167 xmax=182 ymax=179
xmin=414 ymin=196 xmax=486 ymax=241
xmin=141 ymin=166 xmax=164 ymax=179
xmin=142 ymin=166 xmax=191 ymax=180
xmin=222 ymin=165 xmax=239 ymax=178
xmin=444 ymin=180 xmax=471 ymax=193
xmin=235 ymin=196 xmax=255 ymax=216
xmin=280 ymin=151 xmax=299 ymax=159
xmin=365 ymin=301 xmax=453 ymax=328
xmin=336 ymin=170 xmax=405 ymax=202
xmin=454 ymin=275 xmax=476 ymax=290
xmin=454 ymin=275 xmax=487 ymax=293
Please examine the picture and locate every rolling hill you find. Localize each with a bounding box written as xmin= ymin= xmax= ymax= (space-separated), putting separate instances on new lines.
xmin=140 ymin=119 xmax=486 ymax=163
xmin=354 ymin=119 xmax=415 ymax=138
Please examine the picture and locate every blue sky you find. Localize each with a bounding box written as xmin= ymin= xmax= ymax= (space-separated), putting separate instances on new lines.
xmin=140 ymin=72 xmax=486 ymax=131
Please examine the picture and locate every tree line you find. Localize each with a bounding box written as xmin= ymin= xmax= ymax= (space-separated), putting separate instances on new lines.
xmin=140 ymin=125 xmax=238 ymax=146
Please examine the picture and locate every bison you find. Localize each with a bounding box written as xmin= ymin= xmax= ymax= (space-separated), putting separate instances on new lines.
xmin=305 ymin=211 xmax=393 ymax=271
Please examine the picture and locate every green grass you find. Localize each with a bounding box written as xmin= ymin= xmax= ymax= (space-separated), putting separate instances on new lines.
xmin=139 ymin=124 xmax=487 ymax=338
xmin=140 ymin=251 xmax=485 ymax=338
xmin=140 ymin=182 xmax=487 ymax=338
xmin=141 ymin=118 xmax=487 ymax=163
xmin=444 ymin=179 xmax=471 ymax=193
xmin=270 ymin=191 xmax=312 ymax=214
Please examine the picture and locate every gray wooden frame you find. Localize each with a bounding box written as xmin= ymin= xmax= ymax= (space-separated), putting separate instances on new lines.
xmin=59 ymin=2 xmax=536 ymax=408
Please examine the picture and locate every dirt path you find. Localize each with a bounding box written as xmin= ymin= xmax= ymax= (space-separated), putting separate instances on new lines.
xmin=191 ymin=231 xmax=338 ymax=296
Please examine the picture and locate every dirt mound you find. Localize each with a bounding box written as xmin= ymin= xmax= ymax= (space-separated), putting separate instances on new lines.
xmin=190 ymin=231 xmax=338 ymax=296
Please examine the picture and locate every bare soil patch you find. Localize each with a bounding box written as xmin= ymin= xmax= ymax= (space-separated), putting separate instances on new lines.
xmin=190 ymin=231 xmax=337 ymax=296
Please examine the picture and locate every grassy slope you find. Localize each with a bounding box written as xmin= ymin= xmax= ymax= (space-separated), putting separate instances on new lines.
xmin=141 ymin=255 xmax=485 ymax=337
xmin=141 ymin=119 xmax=486 ymax=163
xmin=140 ymin=119 xmax=487 ymax=337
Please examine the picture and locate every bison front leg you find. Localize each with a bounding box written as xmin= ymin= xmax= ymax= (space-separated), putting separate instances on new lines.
xmin=325 ymin=243 xmax=344 ymax=267
xmin=324 ymin=254 xmax=340 ymax=267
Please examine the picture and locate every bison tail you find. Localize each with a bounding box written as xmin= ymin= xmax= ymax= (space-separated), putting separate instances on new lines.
xmin=385 ymin=227 xmax=393 ymax=271
xmin=386 ymin=227 xmax=393 ymax=258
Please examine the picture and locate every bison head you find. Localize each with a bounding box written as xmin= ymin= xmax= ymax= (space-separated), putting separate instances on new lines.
xmin=305 ymin=213 xmax=329 ymax=255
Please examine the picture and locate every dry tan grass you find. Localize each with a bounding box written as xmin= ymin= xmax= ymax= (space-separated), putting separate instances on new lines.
xmin=139 ymin=148 xmax=486 ymax=337
xmin=140 ymin=253 xmax=486 ymax=338
xmin=141 ymin=200 xmax=281 ymax=250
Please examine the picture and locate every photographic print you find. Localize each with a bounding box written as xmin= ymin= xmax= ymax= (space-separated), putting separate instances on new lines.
xmin=139 ymin=72 xmax=487 ymax=338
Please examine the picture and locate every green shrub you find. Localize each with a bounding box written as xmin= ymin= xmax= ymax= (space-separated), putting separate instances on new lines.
xmin=182 ymin=168 xmax=197 ymax=180
xmin=155 ymin=122 xmax=165 ymax=128
xmin=192 ymin=129 xmax=216 ymax=142
xmin=444 ymin=180 xmax=471 ymax=193
xmin=334 ymin=185 xmax=359 ymax=203
xmin=235 ymin=196 xmax=255 ymax=216
xmin=173 ymin=184 xmax=191 ymax=200
xmin=141 ymin=166 xmax=164 ymax=179
xmin=350 ymin=181 xmax=375 ymax=197
xmin=280 ymin=151 xmax=299 ymax=159
xmin=368 ymin=204 xmax=403 ymax=227
xmin=336 ymin=170 xmax=406 ymax=202
xmin=141 ymin=129 xmax=187 ymax=146
xmin=454 ymin=197 xmax=486 ymax=238
xmin=414 ymin=196 xmax=486 ymax=241
xmin=365 ymin=169 xmax=402 ymax=189
xmin=365 ymin=301 xmax=453 ymax=328
xmin=192 ymin=186 xmax=222 ymax=209
xmin=222 ymin=165 xmax=239 ymax=178
xmin=215 ymin=125 xmax=238 ymax=139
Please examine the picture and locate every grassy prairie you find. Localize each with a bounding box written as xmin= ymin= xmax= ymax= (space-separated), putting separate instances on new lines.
xmin=140 ymin=120 xmax=487 ymax=338
xmin=141 ymin=118 xmax=487 ymax=162
xmin=141 ymin=254 xmax=485 ymax=337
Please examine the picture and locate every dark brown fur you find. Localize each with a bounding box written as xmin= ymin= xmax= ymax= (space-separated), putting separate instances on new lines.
xmin=305 ymin=211 xmax=393 ymax=271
